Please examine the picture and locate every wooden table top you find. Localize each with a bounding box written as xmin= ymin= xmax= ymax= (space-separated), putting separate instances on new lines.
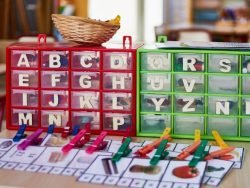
xmin=0 ymin=130 xmax=248 ymax=188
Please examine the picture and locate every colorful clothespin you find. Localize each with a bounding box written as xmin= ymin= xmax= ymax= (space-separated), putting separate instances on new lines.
xmin=205 ymin=147 xmax=235 ymax=160
xmin=61 ymin=124 xmax=85 ymax=138
xmin=74 ymin=123 xmax=91 ymax=148
xmin=150 ymin=139 xmax=169 ymax=166
xmin=160 ymin=127 xmax=171 ymax=139
xmin=72 ymin=125 xmax=80 ymax=136
xmin=176 ymin=140 xmax=201 ymax=160
xmin=176 ymin=129 xmax=201 ymax=160
xmin=194 ymin=129 xmax=200 ymax=142
xmin=86 ymin=131 xmax=108 ymax=154
xmin=135 ymin=128 xmax=172 ymax=157
xmin=212 ymin=130 xmax=228 ymax=149
xmin=62 ymin=129 xmax=88 ymax=154
xmin=112 ymin=137 xmax=132 ymax=162
xmin=40 ymin=124 xmax=55 ymax=146
xmin=17 ymin=129 xmax=43 ymax=150
xmin=189 ymin=140 xmax=208 ymax=167
xmin=13 ymin=124 xmax=27 ymax=142
xmin=61 ymin=125 xmax=71 ymax=138
xmin=172 ymin=140 xmax=208 ymax=179
xmin=211 ymin=130 xmax=237 ymax=158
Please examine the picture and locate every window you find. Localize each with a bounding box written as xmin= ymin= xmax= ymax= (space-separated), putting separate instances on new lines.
xmin=88 ymin=0 xmax=164 ymax=43
xmin=88 ymin=0 xmax=141 ymax=42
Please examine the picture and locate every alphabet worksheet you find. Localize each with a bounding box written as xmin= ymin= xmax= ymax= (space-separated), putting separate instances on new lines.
xmin=0 ymin=138 xmax=244 ymax=188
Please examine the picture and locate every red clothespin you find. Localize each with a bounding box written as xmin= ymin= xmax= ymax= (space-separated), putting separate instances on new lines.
xmin=61 ymin=123 xmax=71 ymax=138
xmin=74 ymin=124 xmax=91 ymax=148
xmin=135 ymin=128 xmax=172 ymax=157
xmin=85 ymin=131 xmax=108 ymax=154
xmin=205 ymin=146 xmax=235 ymax=160
xmin=61 ymin=124 xmax=91 ymax=153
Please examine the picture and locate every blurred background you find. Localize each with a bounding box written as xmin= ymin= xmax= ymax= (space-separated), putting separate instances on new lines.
xmin=0 ymin=0 xmax=250 ymax=43
xmin=0 ymin=0 xmax=250 ymax=129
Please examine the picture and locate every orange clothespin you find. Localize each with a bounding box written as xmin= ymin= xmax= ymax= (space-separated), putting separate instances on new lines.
xmin=135 ymin=128 xmax=172 ymax=157
xmin=205 ymin=147 xmax=235 ymax=160
xmin=176 ymin=129 xmax=201 ymax=160
xmin=210 ymin=130 xmax=237 ymax=158
xmin=176 ymin=140 xmax=201 ymax=160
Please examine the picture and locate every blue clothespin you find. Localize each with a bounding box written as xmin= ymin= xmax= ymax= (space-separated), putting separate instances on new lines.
xmin=72 ymin=125 xmax=80 ymax=136
xmin=40 ymin=124 xmax=55 ymax=146
xmin=13 ymin=124 xmax=27 ymax=142
xmin=150 ymin=139 xmax=169 ymax=166
xmin=47 ymin=124 xmax=55 ymax=134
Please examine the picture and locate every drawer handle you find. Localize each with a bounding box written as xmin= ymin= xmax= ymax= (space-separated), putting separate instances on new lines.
xmin=38 ymin=34 xmax=47 ymax=45
xmin=157 ymin=35 xmax=167 ymax=43
xmin=123 ymin=36 xmax=132 ymax=49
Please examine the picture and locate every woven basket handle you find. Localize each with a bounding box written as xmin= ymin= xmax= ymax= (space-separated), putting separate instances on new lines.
xmin=123 ymin=36 xmax=132 ymax=49
xmin=38 ymin=34 xmax=47 ymax=45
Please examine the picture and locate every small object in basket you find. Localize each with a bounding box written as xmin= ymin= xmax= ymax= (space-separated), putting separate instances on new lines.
xmin=106 ymin=15 xmax=121 ymax=25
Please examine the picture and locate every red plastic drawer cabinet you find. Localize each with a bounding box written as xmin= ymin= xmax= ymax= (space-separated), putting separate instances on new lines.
xmin=6 ymin=35 xmax=141 ymax=136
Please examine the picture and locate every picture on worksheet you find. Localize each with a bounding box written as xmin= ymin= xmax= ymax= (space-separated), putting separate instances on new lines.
xmin=0 ymin=139 xmax=15 ymax=151
xmin=43 ymin=134 xmax=69 ymax=147
xmin=33 ymin=147 xmax=78 ymax=167
xmin=203 ymin=159 xmax=234 ymax=186
xmin=162 ymin=160 xmax=207 ymax=184
xmin=0 ymin=146 xmax=45 ymax=164
xmin=123 ymin=158 xmax=169 ymax=181
xmin=84 ymin=155 xmax=132 ymax=176
xmin=205 ymin=159 xmax=234 ymax=179
xmin=68 ymin=150 xmax=112 ymax=170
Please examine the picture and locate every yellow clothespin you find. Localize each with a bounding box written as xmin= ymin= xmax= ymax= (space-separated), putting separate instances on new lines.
xmin=194 ymin=129 xmax=201 ymax=142
xmin=160 ymin=128 xmax=172 ymax=140
xmin=212 ymin=130 xmax=239 ymax=157
xmin=212 ymin=130 xmax=229 ymax=149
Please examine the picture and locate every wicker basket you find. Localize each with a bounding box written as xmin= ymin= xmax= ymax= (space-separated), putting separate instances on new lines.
xmin=51 ymin=14 xmax=120 ymax=45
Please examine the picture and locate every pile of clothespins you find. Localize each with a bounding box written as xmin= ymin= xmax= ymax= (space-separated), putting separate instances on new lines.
xmin=13 ymin=123 xmax=237 ymax=162
xmin=12 ymin=123 xmax=239 ymax=176
xmin=112 ymin=128 xmax=236 ymax=170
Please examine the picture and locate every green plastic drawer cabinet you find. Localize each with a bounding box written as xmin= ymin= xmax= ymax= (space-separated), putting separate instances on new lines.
xmin=136 ymin=42 xmax=250 ymax=141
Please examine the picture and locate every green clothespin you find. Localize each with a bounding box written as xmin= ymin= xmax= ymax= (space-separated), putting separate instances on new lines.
xmin=150 ymin=139 xmax=169 ymax=166
xmin=189 ymin=140 xmax=208 ymax=168
xmin=112 ymin=137 xmax=132 ymax=162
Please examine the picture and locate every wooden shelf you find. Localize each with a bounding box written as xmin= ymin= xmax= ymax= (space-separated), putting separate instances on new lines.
xmin=192 ymin=0 xmax=222 ymax=24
